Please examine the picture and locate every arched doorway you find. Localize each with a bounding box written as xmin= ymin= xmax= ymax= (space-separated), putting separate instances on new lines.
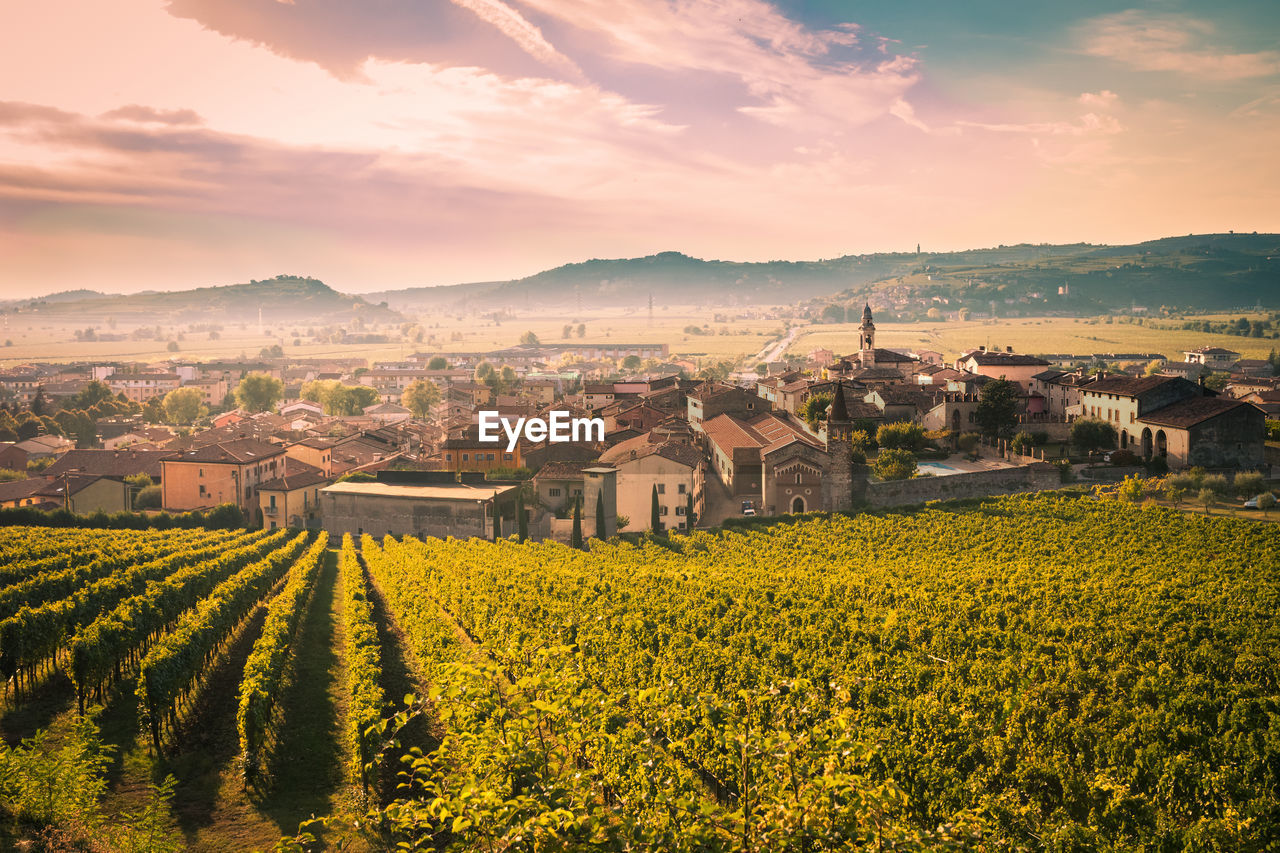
xmin=1140 ymin=427 xmax=1153 ymax=460
xmin=791 ymin=496 xmax=806 ymax=513
xmin=1155 ymin=430 xmax=1167 ymax=458
xmin=951 ymin=410 xmax=961 ymax=431
xmin=1120 ymin=430 xmax=1129 ymax=449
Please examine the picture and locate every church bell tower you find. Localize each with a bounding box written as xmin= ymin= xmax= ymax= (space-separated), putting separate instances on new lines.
xmin=859 ymin=303 xmax=876 ymax=366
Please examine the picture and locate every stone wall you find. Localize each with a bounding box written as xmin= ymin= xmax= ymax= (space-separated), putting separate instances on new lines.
xmin=863 ymin=462 xmax=1060 ymax=508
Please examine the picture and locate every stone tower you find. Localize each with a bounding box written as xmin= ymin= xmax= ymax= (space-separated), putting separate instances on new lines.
xmin=859 ymin=303 xmax=876 ymax=367
xmin=822 ymin=382 xmax=855 ymax=509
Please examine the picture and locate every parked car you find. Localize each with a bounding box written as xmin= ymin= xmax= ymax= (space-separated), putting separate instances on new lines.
xmin=741 ymin=500 xmax=756 ymax=516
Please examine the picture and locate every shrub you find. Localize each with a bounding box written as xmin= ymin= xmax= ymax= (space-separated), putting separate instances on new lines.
xmin=872 ymin=448 xmax=917 ymax=481
xmin=957 ymin=432 xmax=981 ymax=454
xmin=134 ymin=485 xmax=162 ymax=509
xmin=1202 ymin=473 xmax=1229 ymax=496
xmin=1108 ymin=449 xmax=1140 ymax=467
xmin=1009 ymin=431 xmax=1036 ymax=455
xmin=877 ymin=421 xmax=926 ymax=451
xmin=1233 ymin=471 xmax=1265 ymax=498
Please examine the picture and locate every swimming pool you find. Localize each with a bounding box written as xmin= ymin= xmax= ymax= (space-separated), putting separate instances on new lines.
xmin=916 ymin=461 xmax=963 ymax=477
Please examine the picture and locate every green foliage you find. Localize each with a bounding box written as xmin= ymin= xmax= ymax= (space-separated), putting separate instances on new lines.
xmin=238 ymin=534 xmax=328 ymax=788
xmin=957 ymin=432 xmax=980 ymax=454
xmin=876 ymin=421 xmax=926 ymax=451
xmin=134 ymin=484 xmax=162 ymax=510
xmin=519 ymin=330 xmax=540 ymax=345
xmin=801 ymin=392 xmax=832 ymax=429
xmin=1257 ymin=492 xmax=1276 ymax=513
xmin=161 ymin=387 xmax=205 ymax=425
xmin=1071 ymin=417 xmax=1118 ymax=455
xmin=138 ymin=532 xmax=308 ymax=748
xmin=572 ymin=496 xmax=583 ymax=548
xmin=401 ymin=379 xmax=440 ymax=419
xmin=0 ymin=468 xmax=26 ymax=482
xmin=300 ymin=379 xmax=380 ymax=416
xmin=426 ymin=356 xmax=448 ymax=370
xmin=339 ymin=534 xmax=386 ymax=794
xmin=1117 ymin=473 xmax=1146 ymax=502
xmin=234 ymin=372 xmax=285 ymax=413
xmin=1266 ymin=420 xmax=1280 ymax=442
xmin=872 ymin=448 xmax=917 ymax=481
xmin=1009 ymin=430 xmax=1035 ymax=455
xmin=0 ymin=713 xmax=110 ymax=828
xmin=1202 ymin=473 xmax=1229 ymax=496
xmin=650 ymin=485 xmax=660 ymax=534
xmin=1233 ymin=471 xmax=1265 ymax=498
xmin=331 ymin=499 xmax=1280 ymax=851
xmin=974 ymin=378 xmax=1020 ymax=439
xmin=336 ymin=471 xmax=377 ymax=484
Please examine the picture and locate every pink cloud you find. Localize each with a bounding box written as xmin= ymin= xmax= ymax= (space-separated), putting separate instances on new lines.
xmin=1080 ymin=10 xmax=1280 ymax=80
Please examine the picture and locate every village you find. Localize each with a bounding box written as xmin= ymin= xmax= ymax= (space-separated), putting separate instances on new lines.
xmin=0 ymin=306 xmax=1273 ymax=542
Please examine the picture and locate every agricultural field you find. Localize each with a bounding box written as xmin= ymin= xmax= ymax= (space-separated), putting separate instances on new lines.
xmin=2 ymin=494 xmax=1278 ymax=851
xmin=0 ymin=307 xmax=782 ymax=370
xmin=788 ymin=316 xmax=1279 ymax=363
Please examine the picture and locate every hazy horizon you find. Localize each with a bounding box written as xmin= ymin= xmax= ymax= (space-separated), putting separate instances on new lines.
xmin=3 ymin=1 xmax=1278 ymax=297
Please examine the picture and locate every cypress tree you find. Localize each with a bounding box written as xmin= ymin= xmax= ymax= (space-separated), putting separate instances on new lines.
xmin=517 ymin=492 xmax=528 ymax=542
xmin=493 ymin=505 xmax=502 ymax=541
xmin=651 ymin=484 xmax=661 ymax=533
xmin=595 ymin=488 xmax=606 ymax=539
xmin=686 ymin=490 xmax=695 ymax=529
xmin=570 ymin=497 xmax=582 ymax=549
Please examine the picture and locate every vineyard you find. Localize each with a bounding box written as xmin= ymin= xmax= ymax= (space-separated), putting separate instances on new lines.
xmin=1 ymin=493 xmax=1278 ymax=851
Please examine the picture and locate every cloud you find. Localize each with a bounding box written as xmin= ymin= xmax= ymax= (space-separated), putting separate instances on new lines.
xmin=447 ymin=0 xmax=584 ymax=80
xmin=514 ymin=0 xmax=921 ymax=131
xmin=100 ymin=104 xmax=204 ymax=124
xmin=1078 ymin=90 xmax=1119 ymax=109
xmin=1079 ymin=10 xmax=1280 ymax=80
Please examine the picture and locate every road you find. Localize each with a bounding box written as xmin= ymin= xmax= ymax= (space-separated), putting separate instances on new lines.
xmin=754 ymin=324 xmax=806 ymax=364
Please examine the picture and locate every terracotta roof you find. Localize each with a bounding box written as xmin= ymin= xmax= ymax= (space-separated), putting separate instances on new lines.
xmin=964 ymin=352 xmax=1051 ymax=367
xmin=1083 ymin=375 xmax=1180 ymax=397
xmin=44 ymin=449 xmax=178 ymax=480
xmin=1140 ymin=397 xmax=1260 ymax=429
xmin=535 ymin=461 xmax=590 ymax=481
xmin=701 ymin=413 xmax=768 ymax=453
xmin=258 ymin=460 xmax=329 ymax=492
xmin=173 ymin=438 xmax=285 ymax=464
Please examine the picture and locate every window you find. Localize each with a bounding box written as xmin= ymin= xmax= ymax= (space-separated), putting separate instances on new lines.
xmin=657 ymin=483 xmax=666 ymax=494
xmin=462 ymin=453 xmax=469 ymax=461
xmin=199 ymin=485 xmax=207 ymax=497
xmin=677 ymin=483 xmax=686 ymax=494
xmin=504 ymin=453 xmax=513 ymax=460
xmin=198 ymin=468 xmax=204 ymax=478
xmin=549 ymin=488 xmax=562 ymax=497
xmin=676 ymin=505 xmax=686 ymax=516
xmin=572 ymin=488 xmax=582 ymax=496
xmin=659 ymin=505 xmax=669 ymax=515
xmin=269 ymin=495 xmax=277 ymax=509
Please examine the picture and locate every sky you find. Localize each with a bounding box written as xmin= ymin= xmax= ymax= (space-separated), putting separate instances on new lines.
xmin=1 ymin=0 xmax=1278 ymax=296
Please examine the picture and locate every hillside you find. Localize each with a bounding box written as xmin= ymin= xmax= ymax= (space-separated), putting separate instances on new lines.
xmin=368 ymin=245 xmax=1089 ymax=312
xmin=1 ymin=276 xmax=401 ymax=325
xmin=368 ymin=234 xmax=1279 ymax=314
xmin=824 ymin=232 xmax=1280 ymax=318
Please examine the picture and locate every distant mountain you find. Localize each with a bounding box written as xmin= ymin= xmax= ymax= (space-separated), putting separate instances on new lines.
xmin=370 ymin=235 xmax=1279 ymax=313
xmin=2 ymin=276 xmax=401 ymax=324
xmin=822 ymin=233 xmax=1280 ymax=315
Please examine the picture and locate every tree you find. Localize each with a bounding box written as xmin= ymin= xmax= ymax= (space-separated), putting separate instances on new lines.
xmin=872 ymin=448 xmax=917 ymax=481
xmin=403 ymin=380 xmax=441 ymax=419
xmin=820 ymin=304 xmax=846 ymax=324
xmin=31 ymin=388 xmax=48 ymax=416
xmin=1233 ymin=471 xmax=1265 ymax=499
xmin=166 ymin=340 xmax=179 ymax=353
xmin=1009 ymin=431 xmax=1036 ymax=456
xmin=1070 ymin=418 xmax=1117 ymax=455
xmin=876 ymin=421 xmax=926 ymax=451
xmin=519 ymin=331 xmax=540 ymax=346
xmin=975 ymin=379 xmax=1020 ymax=439
xmin=650 ymin=485 xmax=661 ymax=533
xmin=595 ymin=489 xmax=606 ymax=539
xmin=801 ymin=393 xmax=833 ymax=430
xmin=161 ymin=387 xmax=205 ymax=425
xmin=621 ymin=355 xmax=642 ymax=371
xmin=71 ymin=380 xmax=114 ymax=410
xmin=1202 ymin=473 xmax=1229 ymax=496
xmin=1258 ymin=492 xmax=1276 ymax=514
xmin=427 ymin=356 xmax=448 ymax=370
xmin=234 ymin=373 xmax=284 ymax=413
xmin=1198 ymin=487 xmax=1216 ymax=514
xmin=1166 ymin=485 xmax=1185 ymax=508
xmin=686 ymin=490 xmax=695 ymax=529
xmin=493 ymin=507 xmax=502 ymax=541
xmin=576 ymin=323 xmax=585 ymax=338
xmin=957 ymin=432 xmax=981 ymax=455
xmin=517 ymin=493 xmax=528 ymax=542
xmin=134 ymin=484 xmax=162 ymax=509
xmin=1117 ymin=473 xmax=1146 ymax=502
xmin=570 ymin=497 xmax=582 ymax=549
